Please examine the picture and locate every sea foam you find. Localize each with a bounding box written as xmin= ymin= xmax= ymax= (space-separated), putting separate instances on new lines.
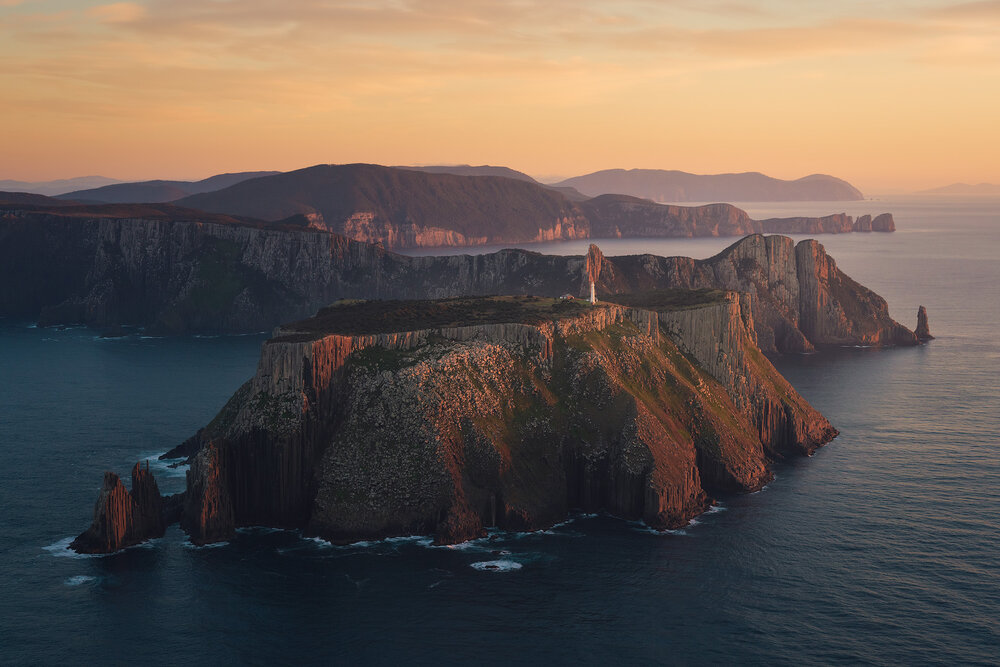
xmin=470 ymin=560 xmax=523 ymax=572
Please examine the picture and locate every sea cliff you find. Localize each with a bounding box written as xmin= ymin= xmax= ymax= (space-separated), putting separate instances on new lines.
xmin=73 ymin=293 xmax=838 ymax=552
xmin=0 ymin=207 xmax=918 ymax=352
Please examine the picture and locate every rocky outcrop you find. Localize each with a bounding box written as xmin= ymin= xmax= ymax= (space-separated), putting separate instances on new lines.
xmin=70 ymin=462 xmax=166 ymax=554
xmin=916 ymin=305 xmax=934 ymax=341
xmin=871 ymin=213 xmax=896 ymax=232
xmin=0 ymin=206 xmax=918 ymax=352
xmin=851 ymin=214 xmax=894 ymax=233
xmin=157 ymin=295 xmax=836 ymax=548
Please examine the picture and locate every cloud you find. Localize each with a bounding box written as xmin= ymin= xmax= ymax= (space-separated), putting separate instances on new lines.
xmin=929 ymin=0 xmax=1000 ymax=21
xmin=86 ymin=2 xmax=145 ymax=24
xmin=2 ymin=1 xmax=999 ymax=129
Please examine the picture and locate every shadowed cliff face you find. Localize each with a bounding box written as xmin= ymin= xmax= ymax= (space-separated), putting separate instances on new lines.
xmin=0 ymin=207 xmax=918 ymax=352
xmin=167 ymin=296 xmax=836 ymax=548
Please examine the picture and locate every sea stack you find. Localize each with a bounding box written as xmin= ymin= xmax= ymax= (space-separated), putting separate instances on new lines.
xmin=871 ymin=213 xmax=896 ymax=232
xmin=70 ymin=461 xmax=166 ymax=554
xmin=915 ymin=305 xmax=934 ymax=341
xmin=586 ymin=243 xmax=604 ymax=304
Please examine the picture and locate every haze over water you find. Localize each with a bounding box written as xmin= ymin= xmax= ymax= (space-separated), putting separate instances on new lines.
xmin=0 ymin=196 xmax=997 ymax=665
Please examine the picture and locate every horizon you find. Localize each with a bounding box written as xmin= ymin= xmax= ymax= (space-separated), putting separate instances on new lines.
xmin=2 ymin=1 xmax=999 ymax=191
xmin=3 ymin=162 xmax=998 ymax=197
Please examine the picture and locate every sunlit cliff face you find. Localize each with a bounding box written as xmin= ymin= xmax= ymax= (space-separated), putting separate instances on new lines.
xmin=2 ymin=1 xmax=999 ymax=191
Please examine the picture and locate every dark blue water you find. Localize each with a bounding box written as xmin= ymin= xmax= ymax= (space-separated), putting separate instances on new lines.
xmin=2 ymin=197 xmax=998 ymax=665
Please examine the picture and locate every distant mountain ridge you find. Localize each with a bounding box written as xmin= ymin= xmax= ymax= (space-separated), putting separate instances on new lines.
xmin=396 ymin=164 xmax=538 ymax=182
xmin=174 ymin=163 xmax=890 ymax=249
xmin=0 ymin=192 xmax=80 ymax=207
xmin=0 ymin=176 xmax=121 ymax=196
xmin=178 ymin=163 xmax=590 ymax=247
xmin=554 ymin=169 xmax=864 ymax=202
xmin=57 ymin=171 xmax=282 ymax=204
xmin=917 ymin=183 xmax=1000 ymax=195
xmin=398 ymin=164 xmax=588 ymax=200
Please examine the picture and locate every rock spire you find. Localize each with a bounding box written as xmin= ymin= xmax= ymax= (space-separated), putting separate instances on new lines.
xmin=586 ymin=243 xmax=604 ymax=304
xmin=915 ymin=305 xmax=934 ymax=341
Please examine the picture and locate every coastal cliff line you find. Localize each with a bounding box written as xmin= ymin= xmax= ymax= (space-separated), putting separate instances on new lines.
xmin=173 ymin=164 xmax=887 ymax=249
xmin=73 ymin=293 xmax=838 ymax=552
xmin=0 ymin=206 xmax=917 ymax=352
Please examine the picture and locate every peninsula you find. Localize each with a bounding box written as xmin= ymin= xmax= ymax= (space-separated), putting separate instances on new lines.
xmin=72 ymin=289 xmax=839 ymax=552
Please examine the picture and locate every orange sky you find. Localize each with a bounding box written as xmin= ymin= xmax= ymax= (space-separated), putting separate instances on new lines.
xmin=2 ymin=1 xmax=999 ymax=192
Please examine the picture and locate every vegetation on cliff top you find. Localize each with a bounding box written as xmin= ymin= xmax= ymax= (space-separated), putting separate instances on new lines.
xmin=273 ymin=290 xmax=730 ymax=341
xmin=275 ymin=295 xmax=596 ymax=339
xmin=603 ymin=289 xmax=728 ymax=312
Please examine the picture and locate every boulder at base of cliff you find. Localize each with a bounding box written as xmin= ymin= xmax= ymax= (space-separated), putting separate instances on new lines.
xmin=915 ymin=305 xmax=934 ymax=341
xmin=70 ymin=462 xmax=166 ymax=554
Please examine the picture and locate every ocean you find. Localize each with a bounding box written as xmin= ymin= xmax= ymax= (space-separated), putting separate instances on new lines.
xmin=1 ymin=196 xmax=997 ymax=665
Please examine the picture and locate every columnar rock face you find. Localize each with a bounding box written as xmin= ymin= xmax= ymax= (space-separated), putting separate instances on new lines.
xmin=757 ymin=214 xmax=854 ymax=235
xmin=793 ymin=240 xmax=917 ymax=348
xmin=168 ymin=295 xmax=837 ymax=548
xmin=604 ymin=235 xmax=918 ymax=352
xmin=0 ymin=207 xmax=920 ymax=352
xmin=182 ymin=443 xmax=236 ymax=545
xmin=653 ymin=294 xmax=835 ymax=460
xmin=915 ymin=305 xmax=934 ymax=340
xmin=71 ymin=462 xmax=165 ymax=554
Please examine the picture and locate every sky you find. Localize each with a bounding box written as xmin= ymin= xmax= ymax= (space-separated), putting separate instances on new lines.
xmin=1 ymin=0 xmax=998 ymax=192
